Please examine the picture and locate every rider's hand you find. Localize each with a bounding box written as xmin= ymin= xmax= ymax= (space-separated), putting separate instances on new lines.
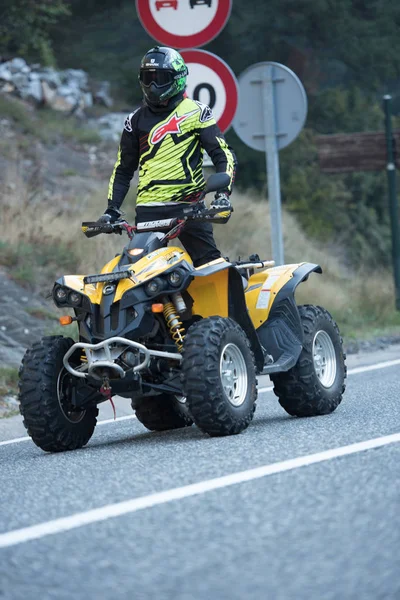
xmin=210 ymin=192 xmax=232 ymax=223
xmin=98 ymin=207 xmax=122 ymax=224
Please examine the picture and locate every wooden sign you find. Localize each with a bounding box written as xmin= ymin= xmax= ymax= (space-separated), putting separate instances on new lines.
xmin=316 ymin=131 xmax=400 ymax=173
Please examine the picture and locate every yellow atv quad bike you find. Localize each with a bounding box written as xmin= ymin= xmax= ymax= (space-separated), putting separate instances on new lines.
xmin=19 ymin=174 xmax=346 ymax=452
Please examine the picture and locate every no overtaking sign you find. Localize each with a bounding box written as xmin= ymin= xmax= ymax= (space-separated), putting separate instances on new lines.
xmin=136 ymin=0 xmax=232 ymax=48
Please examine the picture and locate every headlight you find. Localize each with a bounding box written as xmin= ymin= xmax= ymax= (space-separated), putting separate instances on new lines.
xmin=54 ymin=285 xmax=68 ymax=303
xmin=68 ymin=291 xmax=82 ymax=306
xmin=144 ymin=277 xmax=164 ymax=296
xmin=167 ymin=269 xmax=183 ymax=287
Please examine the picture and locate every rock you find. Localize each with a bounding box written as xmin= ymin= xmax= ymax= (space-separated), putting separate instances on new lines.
xmin=9 ymin=57 xmax=27 ymax=73
xmin=0 ymin=82 xmax=15 ymax=93
xmin=1 ymin=57 xmax=114 ymax=115
xmin=0 ymin=63 xmax=12 ymax=82
xmin=37 ymin=67 xmax=62 ymax=89
xmin=41 ymin=80 xmax=56 ymax=104
xmin=3 ymin=395 xmax=19 ymax=407
xmin=47 ymin=94 xmax=76 ymax=113
xmin=63 ymin=68 xmax=88 ymax=90
xmin=57 ymin=83 xmax=80 ymax=101
xmin=24 ymin=79 xmax=43 ymax=103
xmin=94 ymin=81 xmax=113 ymax=108
xmin=12 ymin=72 xmax=30 ymax=93
xmin=91 ymin=113 xmax=126 ymax=142
xmin=83 ymin=92 xmax=93 ymax=108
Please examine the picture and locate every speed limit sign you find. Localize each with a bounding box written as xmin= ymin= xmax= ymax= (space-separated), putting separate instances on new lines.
xmin=180 ymin=49 xmax=238 ymax=132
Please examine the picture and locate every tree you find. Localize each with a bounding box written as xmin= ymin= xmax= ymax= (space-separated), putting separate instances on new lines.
xmin=0 ymin=0 xmax=69 ymax=65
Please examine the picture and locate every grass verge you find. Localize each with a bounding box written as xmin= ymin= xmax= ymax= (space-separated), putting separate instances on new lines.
xmin=0 ymin=367 xmax=19 ymax=418
xmin=0 ymin=93 xmax=100 ymax=144
xmin=0 ymin=165 xmax=398 ymax=342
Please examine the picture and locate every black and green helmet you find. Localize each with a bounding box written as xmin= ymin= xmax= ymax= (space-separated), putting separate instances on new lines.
xmin=139 ymin=46 xmax=188 ymax=108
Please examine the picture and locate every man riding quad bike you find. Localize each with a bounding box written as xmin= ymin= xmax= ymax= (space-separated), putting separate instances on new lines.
xmin=18 ymin=172 xmax=347 ymax=452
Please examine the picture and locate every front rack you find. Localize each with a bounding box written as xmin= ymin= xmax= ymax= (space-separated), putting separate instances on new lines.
xmin=63 ymin=336 xmax=183 ymax=380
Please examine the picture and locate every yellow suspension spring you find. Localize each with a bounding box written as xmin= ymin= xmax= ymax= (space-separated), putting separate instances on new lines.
xmin=80 ymin=352 xmax=88 ymax=363
xmin=163 ymin=302 xmax=185 ymax=352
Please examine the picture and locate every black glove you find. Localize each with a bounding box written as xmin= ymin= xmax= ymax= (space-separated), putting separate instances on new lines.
xmin=97 ymin=207 xmax=123 ymax=224
xmin=210 ymin=192 xmax=232 ymax=223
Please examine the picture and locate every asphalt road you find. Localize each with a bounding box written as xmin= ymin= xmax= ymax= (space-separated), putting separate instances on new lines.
xmin=0 ymin=347 xmax=399 ymax=600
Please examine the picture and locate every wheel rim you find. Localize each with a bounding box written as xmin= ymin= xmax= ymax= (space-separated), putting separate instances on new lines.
xmin=220 ymin=343 xmax=248 ymax=407
xmin=57 ymin=368 xmax=86 ymax=423
xmin=312 ymin=330 xmax=337 ymax=388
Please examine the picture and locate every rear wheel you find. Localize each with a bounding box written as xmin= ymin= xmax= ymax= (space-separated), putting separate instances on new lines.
xmin=271 ymin=305 xmax=346 ymax=417
xmin=134 ymin=394 xmax=193 ymax=431
xmin=19 ymin=336 xmax=98 ymax=452
xmin=182 ymin=317 xmax=257 ymax=436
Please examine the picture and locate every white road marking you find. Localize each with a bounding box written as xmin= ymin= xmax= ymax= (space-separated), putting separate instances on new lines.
xmin=1 ymin=358 xmax=399 ymax=447
xmin=346 ymin=358 xmax=400 ymax=375
xmin=0 ymin=415 xmax=136 ymax=447
xmin=0 ymin=436 xmax=30 ymax=447
xmin=0 ymin=431 xmax=399 ymax=549
xmin=258 ymin=357 xmax=400 ymax=392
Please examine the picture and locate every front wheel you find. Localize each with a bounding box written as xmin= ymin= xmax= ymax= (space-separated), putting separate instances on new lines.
xmin=271 ymin=305 xmax=346 ymax=417
xmin=19 ymin=336 xmax=98 ymax=452
xmin=182 ymin=317 xmax=257 ymax=436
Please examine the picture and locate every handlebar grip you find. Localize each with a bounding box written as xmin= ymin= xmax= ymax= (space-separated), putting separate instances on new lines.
xmin=81 ymin=221 xmax=113 ymax=238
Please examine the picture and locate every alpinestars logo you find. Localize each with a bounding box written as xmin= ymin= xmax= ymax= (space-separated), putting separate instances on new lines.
xmin=150 ymin=110 xmax=197 ymax=145
xmin=124 ymin=108 xmax=139 ymax=133
xmin=194 ymin=101 xmax=214 ymax=123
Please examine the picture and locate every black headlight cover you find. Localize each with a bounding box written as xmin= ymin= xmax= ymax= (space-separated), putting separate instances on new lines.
xmin=167 ymin=269 xmax=184 ymax=287
xmin=144 ymin=276 xmax=166 ymax=296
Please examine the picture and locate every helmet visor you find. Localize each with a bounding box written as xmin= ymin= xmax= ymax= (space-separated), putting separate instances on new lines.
xmin=140 ymin=69 xmax=174 ymax=88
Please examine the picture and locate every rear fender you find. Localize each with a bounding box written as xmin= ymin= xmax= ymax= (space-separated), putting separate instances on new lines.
xmin=255 ymin=263 xmax=322 ymax=372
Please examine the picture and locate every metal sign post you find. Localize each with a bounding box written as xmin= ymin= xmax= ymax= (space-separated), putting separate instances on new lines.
xmin=261 ymin=65 xmax=284 ymax=265
xmin=383 ymin=94 xmax=400 ymax=311
xmin=233 ymin=62 xmax=307 ymax=265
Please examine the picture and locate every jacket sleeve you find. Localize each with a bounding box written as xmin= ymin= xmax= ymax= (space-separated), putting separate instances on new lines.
xmin=197 ymin=104 xmax=237 ymax=193
xmin=107 ymin=112 xmax=140 ymax=210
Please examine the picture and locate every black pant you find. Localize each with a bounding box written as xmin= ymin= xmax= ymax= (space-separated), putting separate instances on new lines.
xmin=136 ymin=204 xmax=221 ymax=268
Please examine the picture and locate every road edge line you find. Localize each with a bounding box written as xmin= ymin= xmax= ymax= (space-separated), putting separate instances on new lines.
xmin=1 ymin=431 xmax=399 ymax=549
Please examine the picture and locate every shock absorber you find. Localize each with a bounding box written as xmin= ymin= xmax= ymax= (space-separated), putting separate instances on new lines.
xmin=163 ymin=298 xmax=185 ymax=352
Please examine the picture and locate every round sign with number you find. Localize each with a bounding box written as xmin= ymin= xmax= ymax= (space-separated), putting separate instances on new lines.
xmin=136 ymin=0 xmax=232 ymax=48
xmin=180 ymin=49 xmax=238 ymax=132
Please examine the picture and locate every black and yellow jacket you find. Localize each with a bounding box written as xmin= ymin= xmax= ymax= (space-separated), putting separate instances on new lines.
xmin=108 ymin=97 xmax=237 ymax=209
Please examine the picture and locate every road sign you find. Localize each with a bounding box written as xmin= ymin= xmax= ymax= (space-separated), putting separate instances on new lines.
xmin=136 ymin=0 xmax=232 ymax=48
xmin=180 ymin=49 xmax=238 ymax=133
xmin=233 ymin=62 xmax=308 ymax=265
xmin=233 ymin=62 xmax=307 ymax=152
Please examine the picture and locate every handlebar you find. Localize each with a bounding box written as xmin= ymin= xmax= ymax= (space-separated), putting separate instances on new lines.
xmin=81 ymin=203 xmax=232 ymax=239
xmin=82 ymin=172 xmax=233 ymax=239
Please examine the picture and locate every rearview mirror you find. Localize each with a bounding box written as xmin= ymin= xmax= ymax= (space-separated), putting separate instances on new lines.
xmin=205 ymin=173 xmax=231 ymax=193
